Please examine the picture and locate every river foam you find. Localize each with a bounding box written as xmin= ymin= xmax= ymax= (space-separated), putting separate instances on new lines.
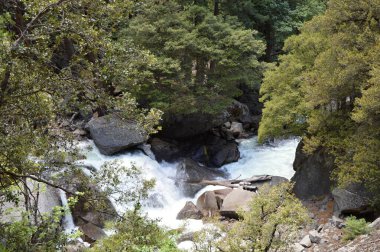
xmin=76 ymin=136 xmax=299 ymax=231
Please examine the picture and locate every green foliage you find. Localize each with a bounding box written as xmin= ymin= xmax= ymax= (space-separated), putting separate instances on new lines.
xmin=89 ymin=210 xmax=179 ymax=252
xmin=115 ymin=0 xmax=265 ymax=114
xmin=343 ymin=216 xmax=371 ymax=241
xmin=193 ymin=183 xmax=310 ymax=252
xmin=220 ymin=0 xmax=326 ymax=60
xmin=0 ymin=0 xmax=161 ymax=250
xmin=259 ymin=0 xmax=380 ymax=207
xmin=0 ymin=205 xmax=80 ymax=252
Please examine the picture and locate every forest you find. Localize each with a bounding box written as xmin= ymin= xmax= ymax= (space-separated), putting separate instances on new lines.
xmin=0 ymin=0 xmax=379 ymax=251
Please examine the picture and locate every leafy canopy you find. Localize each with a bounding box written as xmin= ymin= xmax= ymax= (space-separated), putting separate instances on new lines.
xmin=259 ymin=0 xmax=380 ymax=207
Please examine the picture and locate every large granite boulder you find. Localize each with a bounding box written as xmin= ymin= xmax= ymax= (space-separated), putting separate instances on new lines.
xmin=196 ymin=191 xmax=220 ymax=217
xmin=175 ymin=158 xmax=226 ymax=197
xmin=176 ymin=201 xmax=203 ymax=220
xmin=292 ymin=140 xmax=335 ymax=199
xmin=85 ymin=114 xmax=147 ymax=155
xmin=332 ymin=183 xmax=373 ymax=218
xmin=220 ymin=188 xmax=256 ymax=218
xmin=149 ymin=137 xmax=182 ymax=162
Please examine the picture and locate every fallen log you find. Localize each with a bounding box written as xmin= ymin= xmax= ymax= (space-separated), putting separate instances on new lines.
xmin=186 ymin=175 xmax=272 ymax=189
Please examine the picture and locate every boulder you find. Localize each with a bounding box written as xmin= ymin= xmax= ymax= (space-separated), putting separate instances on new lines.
xmin=159 ymin=112 xmax=228 ymax=140
xmin=236 ymin=84 xmax=263 ymax=116
xmin=149 ymin=137 xmax=181 ymax=162
xmin=227 ymin=100 xmax=252 ymax=124
xmin=209 ymin=142 xmax=240 ymax=167
xmin=192 ymin=135 xmax=240 ymax=167
xmin=158 ymin=99 xmax=253 ymax=140
xmin=136 ymin=143 xmax=155 ymax=160
xmin=79 ymin=222 xmax=106 ymax=243
xmin=177 ymin=232 xmax=196 ymax=243
xmin=60 ymin=169 xmax=118 ymax=228
xmin=249 ymin=176 xmax=288 ymax=189
xmin=330 ymin=216 xmax=345 ymax=229
xmin=309 ymin=230 xmax=322 ymax=244
xmin=293 ymin=243 xmax=306 ymax=252
xmin=85 ymin=114 xmax=147 ymax=155
xmin=369 ymin=217 xmax=380 ymax=230
xmin=196 ymin=191 xmax=219 ymax=217
xmin=177 ymin=201 xmax=203 ymax=220
xmin=299 ymin=235 xmax=312 ymax=248
xmin=220 ymin=188 xmax=256 ymax=218
xmin=332 ymin=183 xmax=372 ymax=217
xmin=229 ymin=122 xmax=244 ymax=138
xmin=175 ymin=158 xmax=226 ymax=197
xmin=292 ymin=140 xmax=335 ymax=199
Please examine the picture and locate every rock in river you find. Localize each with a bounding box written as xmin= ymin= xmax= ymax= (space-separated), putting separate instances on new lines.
xmin=85 ymin=114 xmax=147 ymax=155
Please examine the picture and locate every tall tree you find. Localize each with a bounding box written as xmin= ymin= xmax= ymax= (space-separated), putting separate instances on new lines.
xmin=259 ymin=0 xmax=380 ymax=206
xmin=220 ymin=0 xmax=326 ymax=60
xmin=0 ymin=0 xmax=161 ymax=243
xmin=116 ymin=0 xmax=266 ymax=114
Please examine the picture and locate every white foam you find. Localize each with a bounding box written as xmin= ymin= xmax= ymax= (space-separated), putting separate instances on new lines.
xmin=75 ymin=136 xmax=299 ymax=234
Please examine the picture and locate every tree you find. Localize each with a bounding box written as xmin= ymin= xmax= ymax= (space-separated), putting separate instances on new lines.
xmin=192 ymin=183 xmax=310 ymax=252
xmin=89 ymin=210 xmax=180 ymax=252
xmin=259 ymin=0 xmax=380 ymax=207
xmin=116 ymin=0 xmax=266 ymax=114
xmin=219 ymin=0 xmax=326 ymax=60
xmin=0 ymin=0 xmax=161 ymax=249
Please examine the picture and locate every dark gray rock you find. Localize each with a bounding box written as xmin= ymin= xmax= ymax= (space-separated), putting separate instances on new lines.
xmin=85 ymin=114 xmax=147 ymax=155
xmin=227 ymin=100 xmax=252 ymax=124
xmin=192 ymin=135 xmax=240 ymax=167
xmin=60 ymin=169 xmax=118 ymax=228
xmin=159 ymin=99 xmax=253 ymax=140
xmin=332 ymin=183 xmax=372 ymax=217
xmin=177 ymin=201 xmax=203 ymax=220
xmin=175 ymin=158 xmax=226 ymax=197
xmin=159 ymin=111 xmax=229 ymax=140
xmin=292 ymin=140 xmax=335 ymax=199
xmin=209 ymin=142 xmax=240 ymax=167
xmin=79 ymin=222 xmax=106 ymax=243
xmin=309 ymin=230 xmax=322 ymax=244
xmin=236 ymin=84 xmax=263 ymax=116
xmin=149 ymin=137 xmax=182 ymax=162
xmin=150 ymin=134 xmax=240 ymax=167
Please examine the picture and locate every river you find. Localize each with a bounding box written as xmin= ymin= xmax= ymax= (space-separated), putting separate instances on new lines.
xmin=75 ymin=136 xmax=299 ymax=234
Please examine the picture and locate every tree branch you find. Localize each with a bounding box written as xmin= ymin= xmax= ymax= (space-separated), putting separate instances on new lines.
xmin=0 ymin=170 xmax=75 ymax=195
xmin=11 ymin=0 xmax=71 ymax=50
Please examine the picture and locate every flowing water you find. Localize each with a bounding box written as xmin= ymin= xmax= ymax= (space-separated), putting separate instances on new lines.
xmin=59 ymin=189 xmax=77 ymax=234
xmin=76 ymin=136 xmax=299 ymax=233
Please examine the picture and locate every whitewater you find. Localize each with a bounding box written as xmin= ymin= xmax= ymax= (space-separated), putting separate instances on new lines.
xmin=73 ymin=136 xmax=299 ymax=232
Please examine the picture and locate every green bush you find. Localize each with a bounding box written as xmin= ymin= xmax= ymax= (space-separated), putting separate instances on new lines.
xmin=343 ymin=216 xmax=371 ymax=241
